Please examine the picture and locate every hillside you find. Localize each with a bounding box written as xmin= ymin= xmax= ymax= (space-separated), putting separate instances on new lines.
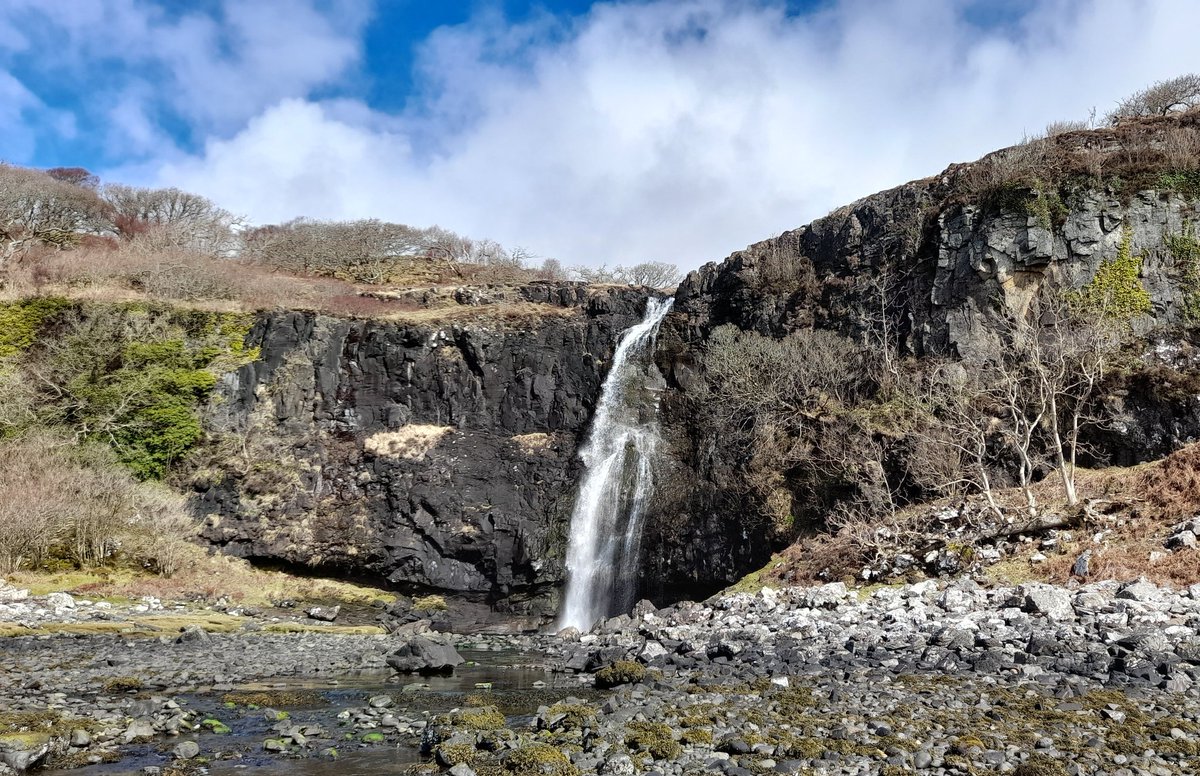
xmin=0 ymin=107 xmax=1198 ymax=623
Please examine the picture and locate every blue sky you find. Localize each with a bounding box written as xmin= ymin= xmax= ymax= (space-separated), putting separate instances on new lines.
xmin=0 ymin=1 xmax=1196 ymax=268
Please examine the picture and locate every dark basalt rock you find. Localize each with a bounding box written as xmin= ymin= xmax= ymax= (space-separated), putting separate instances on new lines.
xmin=193 ymin=284 xmax=686 ymax=617
xmin=386 ymin=636 xmax=465 ymax=674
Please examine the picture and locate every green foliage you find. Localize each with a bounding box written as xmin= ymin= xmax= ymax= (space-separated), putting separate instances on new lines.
xmin=1160 ymin=170 xmax=1200 ymax=199
xmin=0 ymin=297 xmax=71 ymax=358
xmin=1072 ymin=230 xmax=1151 ymax=320
xmin=1167 ymin=228 xmax=1200 ymax=323
xmin=13 ymin=303 xmax=258 ymax=479
xmin=987 ymin=182 xmax=1068 ymax=230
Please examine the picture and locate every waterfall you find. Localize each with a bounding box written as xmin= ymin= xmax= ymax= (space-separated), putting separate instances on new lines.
xmin=559 ymin=297 xmax=674 ymax=631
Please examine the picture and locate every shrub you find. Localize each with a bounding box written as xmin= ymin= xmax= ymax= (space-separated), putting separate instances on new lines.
xmin=26 ymin=305 xmax=256 ymax=479
xmin=0 ymin=431 xmax=197 ymax=575
xmin=0 ymin=297 xmax=72 ymax=358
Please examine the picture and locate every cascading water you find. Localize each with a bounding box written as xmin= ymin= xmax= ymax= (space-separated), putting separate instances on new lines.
xmin=559 ymin=297 xmax=673 ymax=631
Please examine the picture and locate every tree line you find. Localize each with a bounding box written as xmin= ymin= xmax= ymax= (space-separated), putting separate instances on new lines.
xmin=0 ymin=163 xmax=681 ymax=289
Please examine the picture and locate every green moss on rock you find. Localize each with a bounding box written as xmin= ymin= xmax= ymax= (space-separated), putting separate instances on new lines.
xmin=503 ymin=743 xmax=578 ymax=776
xmin=1014 ymin=754 xmax=1069 ymax=776
xmin=454 ymin=706 xmax=507 ymax=730
xmin=594 ymin=661 xmax=646 ymax=688
xmin=624 ymin=721 xmax=682 ymax=761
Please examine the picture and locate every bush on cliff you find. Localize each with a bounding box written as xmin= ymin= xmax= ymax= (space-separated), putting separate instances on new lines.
xmin=0 ymin=431 xmax=196 ymax=575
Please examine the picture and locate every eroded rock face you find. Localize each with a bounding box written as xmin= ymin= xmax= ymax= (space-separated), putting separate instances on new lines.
xmin=641 ymin=175 xmax=1200 ymax=589
xmin=194 ymin=284 xmax=656 ymax=616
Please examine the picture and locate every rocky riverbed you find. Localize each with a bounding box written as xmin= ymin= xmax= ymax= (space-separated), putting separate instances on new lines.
xmin=2 ymin=577 xmax=1199 ymax=775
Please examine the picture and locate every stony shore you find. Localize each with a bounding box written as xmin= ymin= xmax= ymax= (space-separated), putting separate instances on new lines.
xmin=1 ymin=577 xmax=1199 ymax=775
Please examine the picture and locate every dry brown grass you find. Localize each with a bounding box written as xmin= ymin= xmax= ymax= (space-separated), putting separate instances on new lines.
xmin=957 ymin=111 xmax=1200 ymax=203
xmin=764 ymin=444 xmax=1200 ymax=590
xmin=387 ymin=301 xmax=578 ymax=326
xmin=509 ymin=432 xmax=562 ymax=454
xmin=13 ymin=551 xmax=396 ymax=608
xmin=364 ymin=424 xmax=453 ymax=460
xmin=0 ymin=239 xmax=573 ymax=324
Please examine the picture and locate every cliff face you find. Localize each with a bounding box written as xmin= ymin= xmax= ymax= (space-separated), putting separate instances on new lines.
xmin=642 ymin=118 xmax=1200 ymax=584
xmin=192 ymin=118 xmax=1200 ymax=614
xmin=194 ymin=284 xmax=653 ymax=616
xmin=673 ymin=183 xmax=1196 ymax=359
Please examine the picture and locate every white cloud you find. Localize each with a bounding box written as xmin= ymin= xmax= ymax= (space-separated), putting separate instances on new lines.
xmin=0 ymin=0 xmax=368 ymax=156
xmin=14 ymin=0 xmax=1200 ymax=269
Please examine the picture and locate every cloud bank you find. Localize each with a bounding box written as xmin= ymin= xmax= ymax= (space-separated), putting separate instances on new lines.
xmin=4 ymin=1 xmax=1200 ymax=269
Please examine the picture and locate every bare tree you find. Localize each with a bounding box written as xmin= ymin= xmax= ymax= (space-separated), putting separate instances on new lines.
xmin=620 ymin=261 xmax=683 ymax=288
xmin=538 ymin=257 xmax=567 ymax=280
xmin=46 ymin=167 xmax=100 ymax=190
xmin=0 ymin=164 xmax=111 ymax=266
xmin=104 ymin=184 xmax=241 ymax=256
xmin=571 ymin=261 xmax=683 ymax=287
xmin=703 ymin=325 xmax=862 ymax=433
xmin=860 ymin=265 xmax=904 ymax=388
xmin=244 ymin=218 xmax=443 ymax=282
xmin=916 ymin=362 xmax=1006 ymax=520
xmin=959 ymin=293 xmax=1124 ymax=515
xmin=1108 ymin=73 xmax=1200 ymax=124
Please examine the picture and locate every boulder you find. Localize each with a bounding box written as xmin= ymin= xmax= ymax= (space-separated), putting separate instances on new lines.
xmin=45 ymin=592 xmax=75 ymax=611
xmin=1117 ymin=579 xmax=1159 ymax=602
xmin=386 ymin=636 xmax=465 ymax=674
xmin=175 ymin=626 xmax=210 ymax=644
xmin=1021 ymin=584 xmax=1075 ymax=621
xmin=171 ymin=741 xmax=200 ymax=760
xmin=0 ymin=735 xmax=50 ymax=773
xmin=306 ymin=605 xmax=340 ymax=622
xmin=122 ymin=718 xmax=157 ymax=744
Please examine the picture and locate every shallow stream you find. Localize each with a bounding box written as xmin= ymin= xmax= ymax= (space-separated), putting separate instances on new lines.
xmin=40 ymin=649 xmax=581 ymax=775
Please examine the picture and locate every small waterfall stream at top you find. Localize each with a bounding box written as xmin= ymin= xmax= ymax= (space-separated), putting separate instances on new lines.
xmin=558 ymin=297 xmax=674 ymax=632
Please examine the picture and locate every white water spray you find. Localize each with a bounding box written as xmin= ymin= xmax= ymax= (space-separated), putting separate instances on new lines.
xmin=559 ymin=297 xmax=673 ymax=631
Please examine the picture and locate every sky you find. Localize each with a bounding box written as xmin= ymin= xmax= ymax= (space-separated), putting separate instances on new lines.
xmin=0 ymin=0 xmax=1198 ymax=270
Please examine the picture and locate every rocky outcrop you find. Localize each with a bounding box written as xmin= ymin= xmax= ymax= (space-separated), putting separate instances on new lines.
xmin=194 ymin=284 xmax=657 ymax=617
xmin=641 ymin=119 xmax=1200 ymax=588
xmin=193 ymin=119 xmax=1200 ymax=616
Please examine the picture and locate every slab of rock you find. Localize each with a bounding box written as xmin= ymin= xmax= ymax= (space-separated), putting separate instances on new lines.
xmin=1022 ymin=584 xmax=1075 ymax=621
xmin=171 ymin=741 xmax=200 ymax=760
xmin=386 ymin=636 xmax=465 ymax=674
xmin=1117 ymin=579 xmax=1159 ymax=602
xmin=306 ymin=605 xmax=340 ymax=622
xmin=122 ymin=718 xmax=157 ymax=744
